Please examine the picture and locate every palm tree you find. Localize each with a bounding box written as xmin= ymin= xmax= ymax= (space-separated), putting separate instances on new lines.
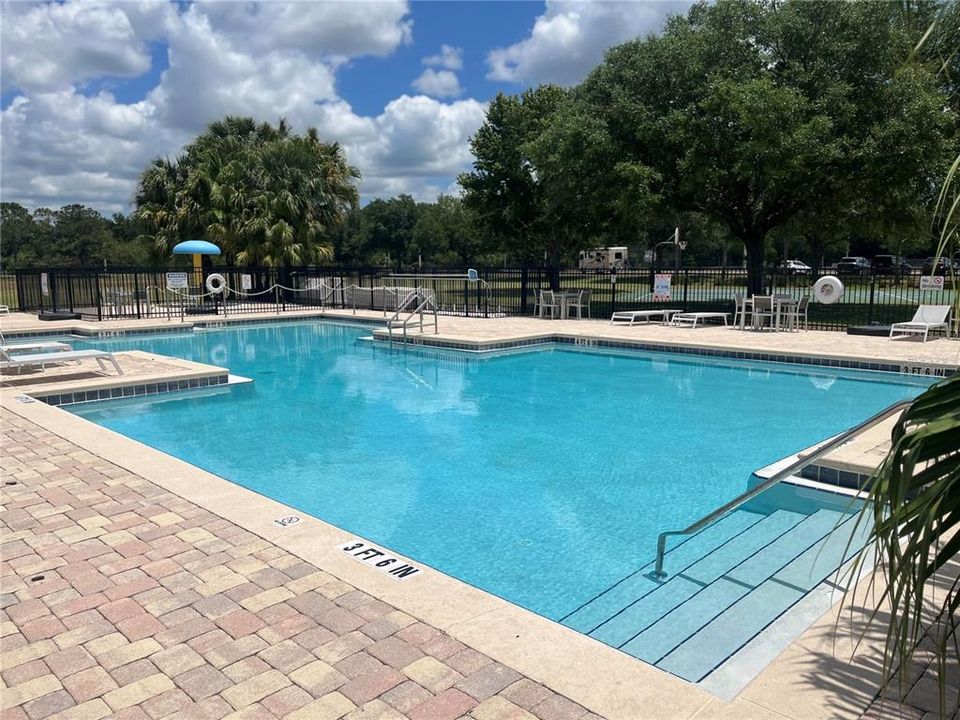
xmin=849 ymin=8 xmax=959 ymax=715
xmin=132 ymin=117 xmax=360 ymax=267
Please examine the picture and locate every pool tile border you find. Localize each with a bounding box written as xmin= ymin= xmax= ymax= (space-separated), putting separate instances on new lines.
xmin=373 ymin=332 xmax=957 ymax=377
xmin=28 ymin=372 xmax=230 ymax=407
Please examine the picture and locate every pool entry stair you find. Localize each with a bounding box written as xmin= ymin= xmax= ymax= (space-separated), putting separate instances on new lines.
xmin=561 ymin=505 xmax=868 ymax=683
xmin=563 ymin=397 xmax=910 ymax=685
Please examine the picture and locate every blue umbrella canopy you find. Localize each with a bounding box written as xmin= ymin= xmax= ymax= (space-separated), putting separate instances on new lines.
xmin=172 ymin=240 xmax=221 ymax=255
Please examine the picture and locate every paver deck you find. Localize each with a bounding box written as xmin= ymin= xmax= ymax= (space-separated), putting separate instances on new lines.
xmin=2 ymin=309 xmax=956 ymax=719
xmin=0 ymin=407 xmax=601 ymax=720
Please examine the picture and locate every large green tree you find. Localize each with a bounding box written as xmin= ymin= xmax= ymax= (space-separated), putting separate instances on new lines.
xmin=134 ymin=116 xmax=360 ymax=266
xmin=412 ymin=195 xmax=485 ymax=266
xmin=460 ymin=86 xmax=573 ymax=266
xmin=354 ymin=194 xmax=421 ymax=266
xmin=576 ymin=0 xmax=954 ymax=292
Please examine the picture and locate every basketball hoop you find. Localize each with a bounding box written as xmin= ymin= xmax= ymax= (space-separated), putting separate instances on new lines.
xmin=677 ymin=241 xmax=688 ymax=251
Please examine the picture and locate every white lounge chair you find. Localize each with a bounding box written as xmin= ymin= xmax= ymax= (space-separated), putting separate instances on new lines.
xmin=0 ymin=347 xmax=123 ymax=375
xmin=611 ymin=309 xmax=682 ymax=325
xmin=671 ymin=312 xmax=730 ymax=328
xmin=0 ymin=331 xmax=72 ymax=355
xmin=890 ymin=305 xmax=952 ymax=342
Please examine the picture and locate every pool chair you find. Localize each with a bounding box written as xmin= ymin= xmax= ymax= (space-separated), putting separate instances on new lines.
xmin=751 ymin=295 xmax=776 ymax=330
xmin=733 ymin=292 xmax=750 ymax=329
xmin=0 ymin=346 xmax=123 ymax=375
xmin=889 ymin=304 xmax=952 ymax=342
xmin=539 ymin=290 xmax=561 ymax=319
xmin=0 ymin=331 xmax=72 ymax=355
xmin=567 ymin=289 xmax=591 ymax=319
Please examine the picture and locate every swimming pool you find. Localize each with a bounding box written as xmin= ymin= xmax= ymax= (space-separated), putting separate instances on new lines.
xmin=67 ymin=322 xmax=929 ymax=682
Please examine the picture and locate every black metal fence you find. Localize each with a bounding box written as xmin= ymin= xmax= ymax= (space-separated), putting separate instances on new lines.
xmin=3 ymin=265 xmax=955 ymax=331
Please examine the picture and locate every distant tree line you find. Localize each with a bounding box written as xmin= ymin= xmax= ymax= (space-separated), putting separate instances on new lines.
xmin=0 ymin=202 xmax=154 ymax=270
xmin=1 ymin=0 xmax=956 ymax=288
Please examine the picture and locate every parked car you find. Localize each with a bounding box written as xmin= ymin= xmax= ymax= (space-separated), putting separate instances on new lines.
xmin=836 ymin=256 xmax=871 ymax=275
xmin=779 ymin=259 xmax=812 ymax=275
xmin=872 ymin=255 xmax=913 ymax=276
xmin=922 ymin=257 xmax=953 ymax=276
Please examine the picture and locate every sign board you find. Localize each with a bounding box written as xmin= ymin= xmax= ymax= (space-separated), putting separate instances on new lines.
xmin=653 ymin=273 xmax=672 ymax=301
xmin=643 ymin=250 xmax=654 ymax=263
xmin=241 ymin=274 xmax=253 ymax=290
xmin=919 ymin=275 xmax=944 ymax=291
xmin=40 ymin=272 xmax=49 ymax=296
xmin=165 ymin=272 xmax=189 ymax=290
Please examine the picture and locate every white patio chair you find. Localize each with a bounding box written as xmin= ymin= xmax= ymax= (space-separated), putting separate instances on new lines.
xmin=733 ymin=292 xmax=750 ymax=328
xmin=751 ymin=295 xmax=776 ymax=330
xmin=539 ymin=290 xmax=561 ymax=319
xmin=567 ymin=290 xmax=591 ymax=319
xmin=782 ymin=296 xmax=810 ymax=332
xmin=890 ymin=305 xmax=952 ymax=342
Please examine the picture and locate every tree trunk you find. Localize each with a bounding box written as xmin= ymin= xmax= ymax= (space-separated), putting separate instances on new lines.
xmin=744 ymin=235 xmax=766 ymax=295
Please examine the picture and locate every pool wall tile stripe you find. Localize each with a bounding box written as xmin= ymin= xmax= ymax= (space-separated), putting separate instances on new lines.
xmin=33 ymin=373 xmax=230 ymax=407
xmin=379 ymin=333 xmax=956 ymax=377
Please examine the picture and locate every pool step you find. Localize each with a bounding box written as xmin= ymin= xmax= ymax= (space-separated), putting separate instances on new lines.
xmin=561 ymin=507 xmax=867 ymax=684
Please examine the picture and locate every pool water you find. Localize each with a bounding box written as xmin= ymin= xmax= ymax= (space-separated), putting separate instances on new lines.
xmin=68 ymin=322 xmax=928 ymax=679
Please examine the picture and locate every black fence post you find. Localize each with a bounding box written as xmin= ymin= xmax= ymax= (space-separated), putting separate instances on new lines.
xmin=611 ymin=272 xmax=617 ymax=315
xmin=683 ymin=269 xmax=689 ymax=311
xmin=14 ymin=270 xmax=26 ymax=311
xmin=520 ymin=268 xmax=528 ymax=315
xmin=66 ymin=270 xmax=75 ymax=313
xmin=867 ymin=275 xmax=876 ymax=325
xmin=95 ymin=272 xmax=103 ymax=321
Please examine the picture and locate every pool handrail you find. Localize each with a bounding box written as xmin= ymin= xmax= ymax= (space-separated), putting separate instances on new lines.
xmin=652 ymin=398 xmax=913 ymax=579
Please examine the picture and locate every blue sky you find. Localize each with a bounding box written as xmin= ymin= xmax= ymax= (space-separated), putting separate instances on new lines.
xmin=0 ymin=1 xmax=691 ymax=213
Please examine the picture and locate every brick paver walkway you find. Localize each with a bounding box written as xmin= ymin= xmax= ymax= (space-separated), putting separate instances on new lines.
xmin=1 ymin=408 xmax=604 ymax=720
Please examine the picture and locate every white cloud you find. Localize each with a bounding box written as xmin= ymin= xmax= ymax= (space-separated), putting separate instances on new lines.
xmin=411 ymin=68 xmax=462 ymax=98
xmin=0 ymin=1 xmax=487 ymax=213
xmin=192 ymin=0 xmax=412 ymax=61
xmin=1 ymin=0 xmax=176 ymax=91
xmin=487 ymin=0 xmax=695 ymax=86
xmin=423 ymin=44 xmax=463 ymax=70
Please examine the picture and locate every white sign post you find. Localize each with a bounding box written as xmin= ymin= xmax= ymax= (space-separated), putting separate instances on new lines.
xmin=653 ymin=273 xmax=672 ymax=301
xmin=40 ymin=272 xmax=49 ymax=297
xmin=241 ymin=274 xmax=253 ymax=291
xmin=165 ymin=272 xmax=189 ymax=290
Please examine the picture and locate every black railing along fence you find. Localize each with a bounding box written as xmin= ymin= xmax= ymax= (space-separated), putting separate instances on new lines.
xmin=2 ymin=265 xmax=954 ymax=331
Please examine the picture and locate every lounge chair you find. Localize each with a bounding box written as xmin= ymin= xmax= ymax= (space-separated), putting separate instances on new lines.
xmin=889 ymin=305 xmax=952 ymax=342
xmin=0 ymin=347 xmax=123 ymax=375
xmin=0 ymin=331 xmax=72 ymax=355
xmin=671 ymin=312 xmax=730 ymax=328
xmin=611 ymin=309 xmax=682 ymax=326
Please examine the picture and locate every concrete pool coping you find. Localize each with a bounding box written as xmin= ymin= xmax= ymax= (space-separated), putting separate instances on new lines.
xmin=3 ymin=308 xmax=959 ymax=376
xmin=2 ymin=309 xmax=940 ymax=718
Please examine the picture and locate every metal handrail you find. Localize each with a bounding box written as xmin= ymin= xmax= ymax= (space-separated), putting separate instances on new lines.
xmin=652 ymin=398 xmax=912 ymax=579
xmin=386 ymin=289 xmax=439 ymax=343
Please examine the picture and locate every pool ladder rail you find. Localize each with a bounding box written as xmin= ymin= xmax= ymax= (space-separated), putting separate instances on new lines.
xmin=386 ymin=288 xmax=439 ymax=344
xmin=652 ymin=398 xmax=913 ymax=579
